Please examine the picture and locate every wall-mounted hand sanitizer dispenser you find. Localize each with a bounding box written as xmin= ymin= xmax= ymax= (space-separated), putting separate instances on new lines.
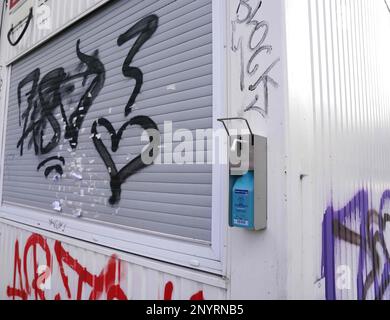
xmin=218 ymin=118 xmax=267 ymax=231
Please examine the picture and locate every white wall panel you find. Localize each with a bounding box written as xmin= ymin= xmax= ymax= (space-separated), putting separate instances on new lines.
xmin=285 ymin=0 xmax=390 ymax=300
xmin=226 ymin=0 xmax=287 ymax=299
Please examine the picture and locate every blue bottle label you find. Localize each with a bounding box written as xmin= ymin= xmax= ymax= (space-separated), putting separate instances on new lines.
xmin=233 ymin=189 xmax=249 ymax=227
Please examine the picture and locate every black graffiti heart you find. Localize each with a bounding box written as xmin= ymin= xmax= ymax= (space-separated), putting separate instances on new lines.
xmin=91 ymin=116 xmax=159 ymax=205
xmin=93 ymin=118 xmax=136 ymax=153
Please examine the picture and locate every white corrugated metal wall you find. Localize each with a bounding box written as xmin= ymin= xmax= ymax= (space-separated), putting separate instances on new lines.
xmin=286 ymin=0 xmax=390 ymax=300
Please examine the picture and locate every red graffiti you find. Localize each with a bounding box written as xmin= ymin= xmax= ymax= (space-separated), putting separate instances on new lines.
xmin=164 ymin=281 xmax=174 ymax=300
xmin=53 ymin=240 xmax=126 ymax=300
xmin=163 ymin=281 xmax=204 ymax=300
xmin=6 ymin=233 xmax=205 ymax=300
xmin=190 ymin=291 xmax=205 ymax=300
xmin=7 ymin=234 xmax=125 ymax=300
xmin=7 ymin=234 xmax=51 ymax=300
xmin=7 ymin=240 xmax=26 ymax=300
xmin=9 ymin=0 xmax=21 ymax=10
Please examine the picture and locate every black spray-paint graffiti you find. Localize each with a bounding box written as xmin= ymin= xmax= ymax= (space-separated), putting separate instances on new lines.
xmin=92 ymin=14 xmax=160 ymax=205
xmin=37 ymin=156 xmax=66 ymax=178
xmin=232 ymin=0 xmax=280 ymax=117
xmin=118 ymin=15 xmax=158 ymax=116
xmin=91 ymin=116 xmax=159 ymax=205
xmin=17 ymin=39 xmax=105 ymax=156
xmin=17 ymin=15 xmax=161 ymax=206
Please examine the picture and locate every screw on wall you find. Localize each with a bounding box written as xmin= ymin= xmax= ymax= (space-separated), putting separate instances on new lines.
xmin=300 ymin=174 xmax=308 ymax=180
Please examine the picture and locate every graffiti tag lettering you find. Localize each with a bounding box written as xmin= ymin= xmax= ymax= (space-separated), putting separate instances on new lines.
xmin=232 ymin=0 xmax=280 ymax=117
xmin=322 ymin=190 xmax=390 ymax=300
xmin=6 ymin=233 xmax=205 ymax=300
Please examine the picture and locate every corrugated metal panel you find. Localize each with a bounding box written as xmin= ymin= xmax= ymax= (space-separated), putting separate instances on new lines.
xmin=3 ymin=0 xmax=213 ymax=241
xmin=285 ymin=0 xmax=390 ymax=300
xmin=4 ymin=0 xmax=110 ymax=63
xmin=0 ymin=221 xmax=227 ymax=300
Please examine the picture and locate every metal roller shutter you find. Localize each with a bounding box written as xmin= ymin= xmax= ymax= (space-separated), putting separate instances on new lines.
xmin=3 ymin=0 xmax=213 ymax=242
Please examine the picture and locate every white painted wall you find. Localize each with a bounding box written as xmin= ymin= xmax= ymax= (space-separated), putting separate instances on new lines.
xmin=284 ymin=0 xmax=324 ymax=300
xmin=226 ymin=0 xmax=288 ymax=299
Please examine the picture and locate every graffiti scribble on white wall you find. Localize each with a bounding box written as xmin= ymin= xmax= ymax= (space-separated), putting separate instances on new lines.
xmin=231 ymin=0 xmax=280 ymax=117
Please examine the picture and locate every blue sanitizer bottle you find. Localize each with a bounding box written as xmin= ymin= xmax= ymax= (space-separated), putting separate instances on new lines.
xmin=231 ymin=171 xmax=255 ymax=229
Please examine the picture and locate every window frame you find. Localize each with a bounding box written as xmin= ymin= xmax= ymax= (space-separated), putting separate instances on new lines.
xmin=0 ymin=0 xmax=228 ymax=275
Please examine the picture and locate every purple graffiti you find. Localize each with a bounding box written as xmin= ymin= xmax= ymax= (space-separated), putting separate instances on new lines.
xmin=322 ymin=190 xmax=390 ymax=300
